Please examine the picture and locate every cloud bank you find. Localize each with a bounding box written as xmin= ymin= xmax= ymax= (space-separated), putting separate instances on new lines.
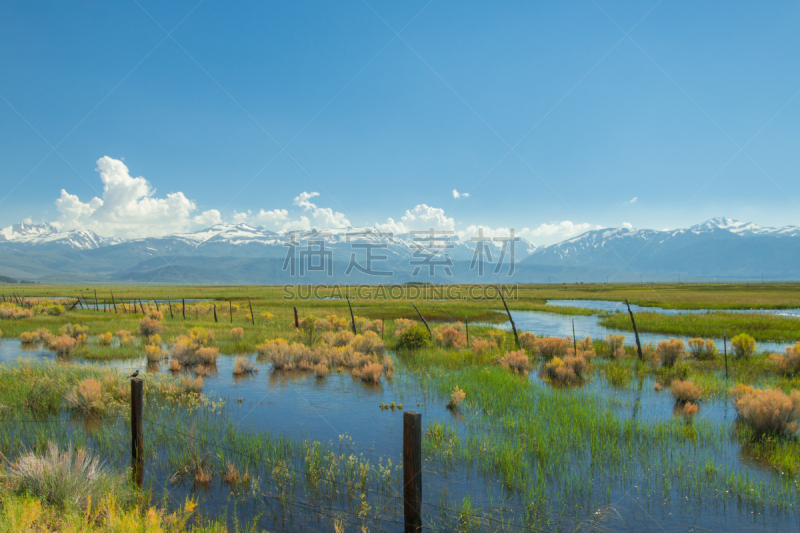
xmin=50 ymin=156 xmax=600 ymax=245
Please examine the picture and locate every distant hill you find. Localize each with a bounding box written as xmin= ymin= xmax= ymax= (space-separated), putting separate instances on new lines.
xmin=0 ymin=217 xmax=797 ymax=283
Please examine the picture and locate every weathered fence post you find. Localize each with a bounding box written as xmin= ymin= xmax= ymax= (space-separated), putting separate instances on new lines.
xmin=346 ymin=296 xmax=357 ymax=335
xmin=111 ymin=292 xmax=117 ymax=313
xmin=381 ymin=316 xmax=385 ymax=340
xmin=167 ymin=296 xmax=173 ymax=319
xmin=723 ymin=330 xmax=728 ymax=380
xmin=248 ymin=297 xmax=255 ymax=326
xmin=213 ymin=304 xmax=218 ymax=323
xmin=94 ymin=290 xmax=98 ymax=311
xmin=465 ymin=316 xmax=469 ymax=347
xmin=495 ymin=285 xmax=520 ymax=349
xmin=182 ymin=298 xmax=186 ymax=320
xmin=229 ymin=300 xmax=233 ymax=323
xmin=293 ymin=306 xmax=299 ymax=328
xmin=572 ymin=319 xmax=577 ymax=355
xmin=403 ymin=411 xmax=422 ymax=533
xmin=625 ymin=299 xmax=643 ymax=361
xmin=131 ymin=377 xmax=144 ymax=488
xmin=154 ymin=300 xmax=159 ymax=313
xmin=411 ymin=303 xmax=432 ymax=337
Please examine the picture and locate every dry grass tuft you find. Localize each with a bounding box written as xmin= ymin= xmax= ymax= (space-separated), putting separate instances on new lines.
xmin=543 ymin=355 xmax=586 ymax=383
xmin=230 ymin=327 xmax=244 ymax=339
xmin=97 ymin=332 xmax=113 ymax=346
xmin=66 ymin=378 xmax=106 ymax=414
xmin=19 ymin=331 xmax=41 ymax=344
xmin=519 ymin=331 xmax=537 ymax=351
xmin=677 ymin=402 xmax=699 ymax=421
xmin=169 ymin=359 xmax=181 ymax=371
xmin=446 ymin=385 xmax=466 ymax=410
xmin=353 ymin=362 xmax=384 ymax=384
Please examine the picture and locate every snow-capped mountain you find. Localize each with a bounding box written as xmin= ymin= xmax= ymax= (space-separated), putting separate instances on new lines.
xmin=1 ymin=217 xmax=797 ymax=282
xmin=523 ymin=217 xmax=800 ymax=279
xmin=0 ymin=222 xmax=119 ymax=250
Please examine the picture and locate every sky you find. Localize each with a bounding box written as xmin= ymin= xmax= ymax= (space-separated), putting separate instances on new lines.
xmin=1 ymin=0 xmax=799 ymax=245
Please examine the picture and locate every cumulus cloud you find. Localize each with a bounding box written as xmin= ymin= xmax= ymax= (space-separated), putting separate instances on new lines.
xmin=400 ymin=204 xmax=455 ymax=231
xmin=622 ymin=222 xmax=633 ymax=229
xmin=375 ymin=217 xmax=407 ymax=234
xmin=629 ymin=197 xmax=638 ymax=203
xmin=55 ymin=156 xmax=220 ymax=239
xmin=526 ymin=221 xmax=594 ymax=238
xmin=452 ymin=189 xmax=470 ymax=199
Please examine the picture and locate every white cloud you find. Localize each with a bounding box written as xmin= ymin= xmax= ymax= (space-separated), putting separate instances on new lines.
xmin=287 ymin=191 xmax=350 ymax=229
xmin=55 ymin=156 xmax=220 ymax=239
xmin=253 ymin=209 xmax=288 ymax=225
xmin=622 ymin=222 xmax=633 ymax=229
xmin=375 ymin=217 xmax=407 ymax=234
xmin=294 ymin=191 xmax=320 ymax=211
xmin=193 ymin=209 xmax=222 ymax=227
xmin=629 ymin=197 xmax=638 ymax=203
xmin=527 ymin=221 xmax=594 ymax=238
xmin=401 ymin=204 xmax=455 ymax=231
xmin=452 ymin=189 xmax=470 ymax=199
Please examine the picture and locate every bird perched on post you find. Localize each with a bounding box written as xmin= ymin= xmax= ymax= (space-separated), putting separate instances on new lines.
xmin=129 ymin=370 xmax=139 ymax=379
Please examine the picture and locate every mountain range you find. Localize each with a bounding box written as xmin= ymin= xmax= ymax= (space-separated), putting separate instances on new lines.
xmin=0 ymin=218 xmax=797 ymax=284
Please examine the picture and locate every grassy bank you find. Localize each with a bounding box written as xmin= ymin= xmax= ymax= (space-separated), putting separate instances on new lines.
xmin=600 ymin=310 xmax=800 ymax=343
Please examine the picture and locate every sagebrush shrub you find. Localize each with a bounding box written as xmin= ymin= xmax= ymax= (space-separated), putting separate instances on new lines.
xmin=519 ymin=331 xmax=536 ymax=351
xmin=230 ymin=327 xmax=244 ymax=339
xmin=233 ymin=357 xmax=257 ymax=375
xmin=435 ymin=327 xmax=467 ymax=349
xmin=139 ymin=317 xmax=162 ymax=337
xmin=731 ymin=385 xmax=800 ymax=436
xmin=732 ymin=333 xmax=757 ymax=359
xmin=605 ymin=335 xmax=625 ymax=359
xmin=498 ymin=350 xmax=531 ymax=375
xmin=770 ymin=343 xmax=800 ymax=376
xmin=656 ymin=339 xmax=685 ymax=368
xmin=670 ymin=380 xmax=702 ymax=403
xmin=395 ymin=324 xmax=430 ymax=350
xmin=67 ymin=378 xmax=106 ymax=414
xmin=145 ymin=345 xmax=164 ymax=362
xmin=688 ymin=338 xmax=718 ymax=360
xmin=48 ymin=334 xmax=77 ymax=355
xmin=536 ymin=337 xmax=571 ymax=359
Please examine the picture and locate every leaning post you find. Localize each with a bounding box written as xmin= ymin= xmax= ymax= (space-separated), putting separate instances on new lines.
xmin=625 ymin=299 xmax=643 ymax=361
xmin=495 ymin=285 xmax=520 ymax=349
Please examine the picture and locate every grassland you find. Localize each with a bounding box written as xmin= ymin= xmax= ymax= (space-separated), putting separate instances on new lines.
xmin=600 ymin=310 xmax=800 ymax=343
xmin=1 ymin=282 xmax=800 ymax=531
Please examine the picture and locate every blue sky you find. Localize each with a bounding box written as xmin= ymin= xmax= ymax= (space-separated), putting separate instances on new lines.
xmin=1 ymin=0 xmax=799 ymax=244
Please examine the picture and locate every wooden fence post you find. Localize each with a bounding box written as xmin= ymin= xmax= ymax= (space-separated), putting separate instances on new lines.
xmin=403 ymin=411 xmax=422 ymax=533
xmin=154 ymin=300 xmax=159 ymax=313
xmin=182 ymin=298 xmax=186 ymax=320
xmin=229 ymin=300 xmax=233 ymax=323
xmin=293 ymin=306 xmax=299 ymax=328
xmin=346 ymin=296 xmax=357 ymax=335
xmin=572 ymin=319 xmax=577 ymax=355
xmin=625 ymin=299 xmax=643 ymax=361
xmin=94 ymin=290 xmax=98 ymax=311
xmin=465 ymin=316 xmax=469 ymax=347
xmin=495 ymin=285 xmax=520 ymax=349
xmin=167 ymin=296 xmax=173 ymax=319
xmin=111 ymin=292 xmax=117 ymax=313
xmin=213 ymin=304 xmax=218 ymax=322
xmin=131 ymin=377 xmax=144 ymax=488
xmin=381 ymin=316 xmax=385 ymax=340
xmin=248 ymin=297 xmax=255 ymax=326
xmin=723 ymin=330 xmax=728 ymax=380
xmin=411 ymin=303 xmax=432 ymax=337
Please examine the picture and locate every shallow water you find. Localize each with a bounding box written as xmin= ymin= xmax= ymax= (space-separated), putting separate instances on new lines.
xmin=0 ymin=337 xmax=798 ymax=532
xmin=487 ymin=301 xmax=799 ymax=353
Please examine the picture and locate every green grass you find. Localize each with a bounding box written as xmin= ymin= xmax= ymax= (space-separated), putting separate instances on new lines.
xmin=600 ymin=311 xmax=800 ymax=343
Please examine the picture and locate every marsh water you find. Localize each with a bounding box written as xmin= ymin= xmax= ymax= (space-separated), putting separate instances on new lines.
xmin=1 ymin=304 xmax=798 ymax=532
xmin=486 ymin=299 xmax=800 ymax=354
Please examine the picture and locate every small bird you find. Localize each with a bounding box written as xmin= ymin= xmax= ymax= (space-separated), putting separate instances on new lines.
xmin=129 ymin=370 xmax=139 ymax=378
